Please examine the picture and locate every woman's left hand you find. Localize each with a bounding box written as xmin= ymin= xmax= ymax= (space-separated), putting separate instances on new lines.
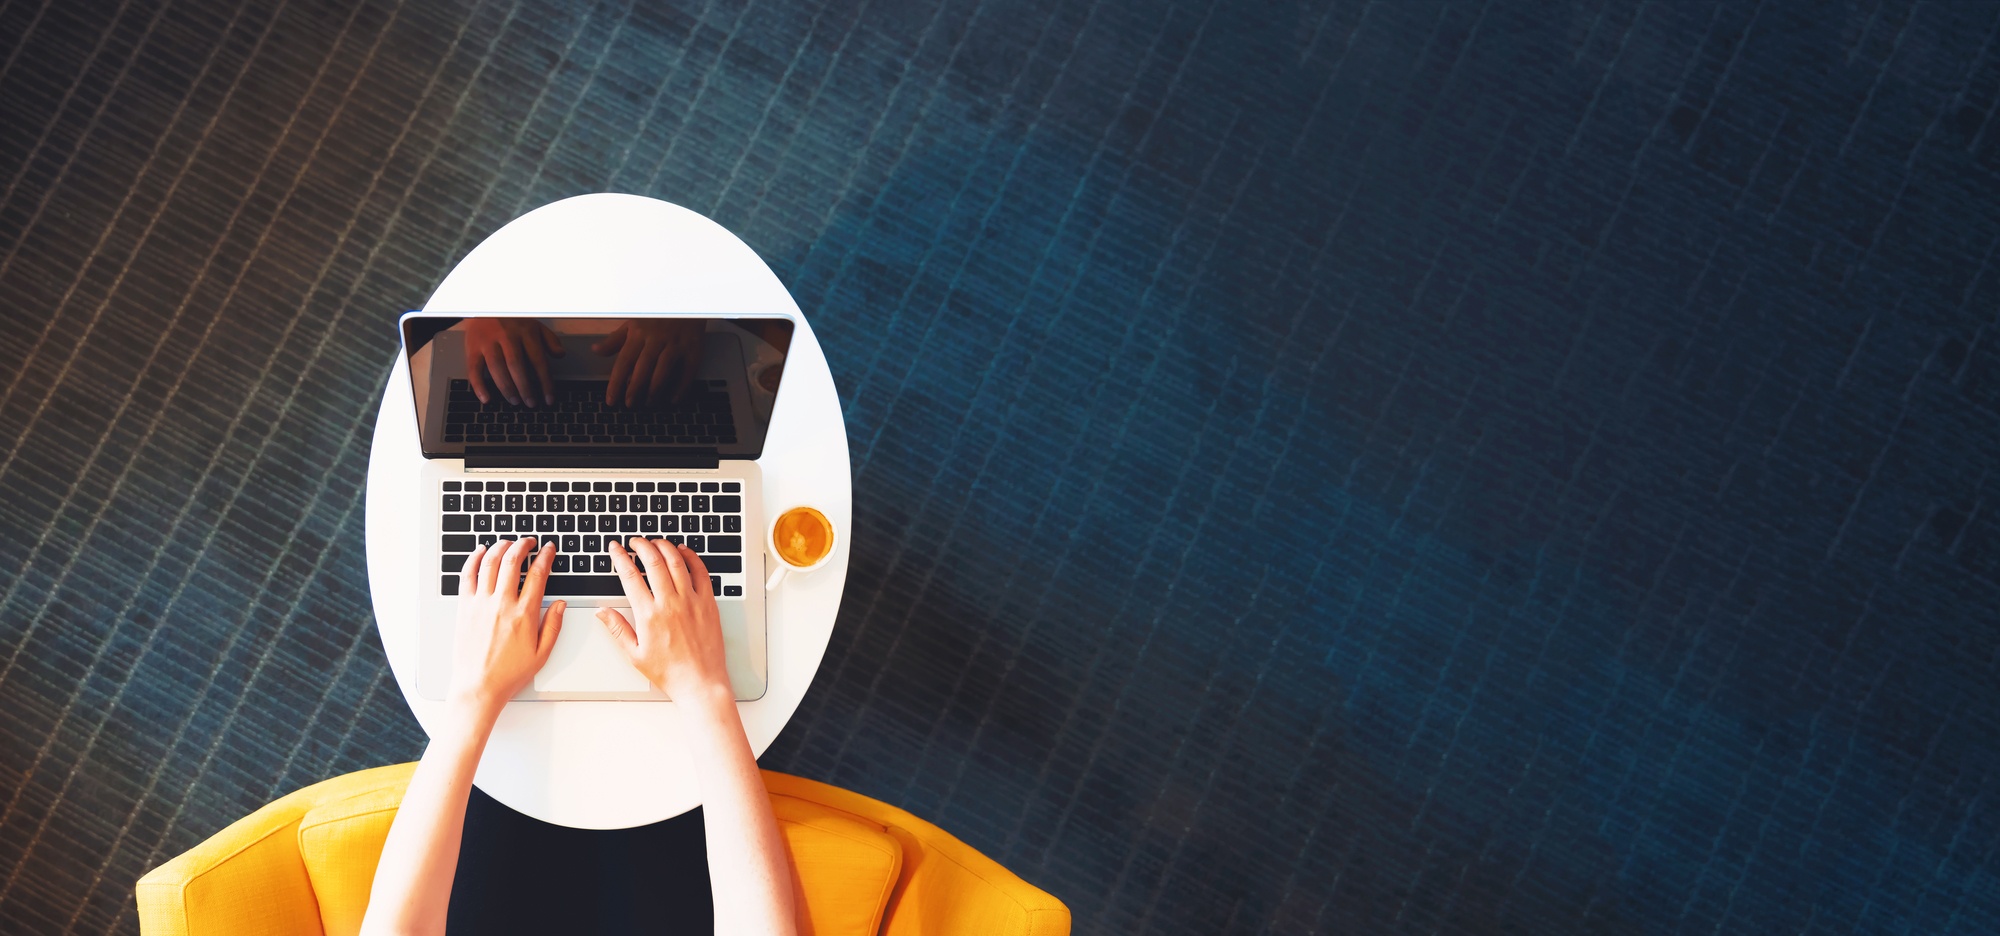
xmin=449 ymin=537 xmax=565 ymax=713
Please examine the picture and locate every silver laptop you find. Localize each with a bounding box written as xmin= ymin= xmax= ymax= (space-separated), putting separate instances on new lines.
xmin=400 ymin=313 xmax=794 ymax=701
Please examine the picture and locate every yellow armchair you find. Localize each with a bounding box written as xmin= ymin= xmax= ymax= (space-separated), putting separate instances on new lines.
xmin=136 ymin=764 xmax=1069 ymax=936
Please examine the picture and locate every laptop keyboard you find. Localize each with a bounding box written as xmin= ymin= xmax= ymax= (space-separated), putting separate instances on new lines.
xmin=439 ymin=478 xmax=747 ymax=599
xmin=442 ymin=379 xmax=740 ymax=446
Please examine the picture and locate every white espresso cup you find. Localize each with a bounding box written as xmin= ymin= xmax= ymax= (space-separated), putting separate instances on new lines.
xmin=765 ymin=505 xmax=836 ymax=590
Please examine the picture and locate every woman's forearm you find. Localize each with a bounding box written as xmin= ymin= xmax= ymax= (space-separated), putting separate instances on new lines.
xmin=359 ymin=704 xmax=498 ymax=936
xmin=680 ymin=685 xmax=797 ymax=936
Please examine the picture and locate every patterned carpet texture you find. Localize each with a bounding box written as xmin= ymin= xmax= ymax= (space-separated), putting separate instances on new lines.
xmin=3 ymin=0 xmax=1999 ymax=932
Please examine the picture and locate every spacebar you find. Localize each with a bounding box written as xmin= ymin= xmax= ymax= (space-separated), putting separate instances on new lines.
xmin=542 ymin=575 xmax=626 ymax=596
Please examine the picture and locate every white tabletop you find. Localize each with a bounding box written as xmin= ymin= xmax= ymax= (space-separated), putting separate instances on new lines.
xmin=365 ymin=194 xmax=850 ymax=829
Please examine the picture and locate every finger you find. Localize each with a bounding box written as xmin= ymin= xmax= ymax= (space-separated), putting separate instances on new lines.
xmin=501 ymin=339 xmax=537 ymax=409
xmin=645 ymin=348 xmax=676 ymax=406
xmin=478 ymin=538 xmax=509 ymax=595
xmin=592 ymin=323 xmax=629 ymax=356
xmin=485 ymin=351 xmax=523 ymax=406
xmin=629 ymin=536 xmax=680 ymax=597
xmin=608 ymin=540 xmax=653 ymax=604
xmin=536 ymin=600 xmax=567 ymax=662
xmin=520 ymin=540 xmax=556 ymax=607
xmin=670 ymin=352 xmax=697 ymax=404
xmin=680 ymin=544 xmax=712 ymax=598
xmin=606 ymin=338 xmax=640 ymax=407
xmin=624 ymin=340 xmax=660 ymax=407
xmin=539 ymin=322 xmax=566 ymax=357
xmin=524 ymin=336 xmax=555 ymax=406
xmin=497 ymin=536 xmax=533 ymax=600
xmin=467 ymin=352 xmax=494 ymax=404
xmin=596 ymin=607 xmax=639 ymax=658
xmin=463 ymin=543 xmax=489 ymax=592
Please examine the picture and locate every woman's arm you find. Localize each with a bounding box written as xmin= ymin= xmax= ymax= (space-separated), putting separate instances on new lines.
xmin=600 ymin=538 xmax=798 ymax=936
xmin=360 ymin=538 xmax=565 ymax=936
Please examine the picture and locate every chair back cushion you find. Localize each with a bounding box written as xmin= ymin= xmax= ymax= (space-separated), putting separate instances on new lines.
xmin=298 ymin=783 xmax=406 ymax=936
xmin=771 ymin=793 xmax=905 ymax=936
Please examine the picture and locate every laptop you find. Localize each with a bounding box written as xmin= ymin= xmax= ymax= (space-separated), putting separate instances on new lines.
xmin=399 ymin=313 xmax=795 ymax=701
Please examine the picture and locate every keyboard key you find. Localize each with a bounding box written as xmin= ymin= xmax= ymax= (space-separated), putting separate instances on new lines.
xmin=526 ymin=494 xmax=543 ymax=511
xmin=723 ymin=585 xmax=742 ymax=597
xmin=636 ymin=482 xmax=655 ymax=492
xmin=685 ymin=535 xmax=705 ymax=552
xmin=536 ymin=515 xmax=555 ymax=533
xmin=651 ymin=494 xmax=672 ymax=512
xmin=563 ymin=535 xmax=580 ymax=552
xmin=679 ymin=482 xmax=698 ymax=492
xmin=700 ymin=555 xmax=742 ymax=573
xmin=557 ymin=514 xmax=575 ymax=532
xmin=609 ymin=494 xmax=626 ymax=512
xmin=530 ymin=481 xmax=547 ymax=492
xmin=443 ymin=554 xmax=468 ymax=572
xmin=661 ymin=515 xmax=679 ymax=532
xmin=666 ymin=535 xmax=684 ymax=546
xmin=589 ymin=494 xmax=606 ymax=512
xmin=478 ymin=534 xmax=498 ymax=547
xmin=599 ymin=514 xmax=617 ymax=530
xmin=710 ymin=575 xmax=721 ymax=593
xmin=480 ymin=494 xmax=499 ymax=511
xmin=713 ymin=495 xmax=741 ymax=512
xmin=473 ymin=515 xmax=493 ymax=532
xmin=508 ymin=481 xmax=527 ymax=492
xmin=692 ymin=495 xmax=709 ymax=512
xmin=444 ymin=481 xmax=462 ymax=491
xmin=443 ymin=494 xmax=461 ymax=512
xmin=543 ymin=574 xmax=622 ymax=596
xmin=702 ymin=515 xmax=720 ymax=534
xmin=584 ymin=535 xmax=601 ymax=552
xmin=722 ymin=482 xmax=739 ymax=492
xmin=442 ymin=514 xmax=471 ymax=532
xmin=707 ymin=535 xmax=742 ymax=553
xmin=495 ymin=515 xmax=512 ymax=532
xmin=552 ymin=555 xmax=570 ymax=573
xmin=550 ymin=481 xmax=569 ymax=492
xmin=567 ymin=494 xmax=585 ymax=512
xmin=516 ymin=514 xmax=533 ymax=530
xmin=682 ymin=514 xmax=698 ymax=531
xmin=441 ymin=575 xmax=459 ymax=595
xmin=671 ymin=495 xmax=689 ymax=512
xmin=593 ymin=555 xmax=613 ymax=573
xmin=506 ymin=494 xmax=523 ymax=512
xmin=442 ymin=534 xmax=476 ymax=552
xmin=594 ymin=482 xmax=613 ymax=492
xmin=700 ymin=482 xmax=719 ymax=493
xmin=615 ymin=481 xmax=633 ymax=492
xmin=722 ymin=515 xmax=741 ymax=533
xmin=619 ymin=515 xmax=638 ymax=533
xmin=463 ymin=481 xmax=482 ymax=492
xmin=640 ymin=515 xmax=658 ymax=533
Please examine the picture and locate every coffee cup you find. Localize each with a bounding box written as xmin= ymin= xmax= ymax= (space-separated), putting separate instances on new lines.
xmin=766 ymin=505 xmax=836 ymax=590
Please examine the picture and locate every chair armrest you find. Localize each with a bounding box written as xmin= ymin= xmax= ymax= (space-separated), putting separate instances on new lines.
xmin=134 ymin=787 xmax=327 ymax=936
xmin=136 ymin=764 xmax=418 ymax=936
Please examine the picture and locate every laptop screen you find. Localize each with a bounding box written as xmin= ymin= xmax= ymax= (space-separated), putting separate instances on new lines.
xmin=400 ymin=314 xmax=795 ymax=460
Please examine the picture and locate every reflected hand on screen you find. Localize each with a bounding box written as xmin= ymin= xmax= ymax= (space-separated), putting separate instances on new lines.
xmin=593 ymin=319 xmax=705 ymax=407
xmin=463 ymin=317 xmax=564 ymax=407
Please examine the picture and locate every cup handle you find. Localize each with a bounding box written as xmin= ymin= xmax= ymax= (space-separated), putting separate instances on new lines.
xmin=766 ymin=563 xmax=789 ymax=592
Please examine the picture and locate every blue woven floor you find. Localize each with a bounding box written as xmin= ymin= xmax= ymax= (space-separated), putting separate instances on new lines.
xmin=2 ymin=1 xmax=1998 ymax=932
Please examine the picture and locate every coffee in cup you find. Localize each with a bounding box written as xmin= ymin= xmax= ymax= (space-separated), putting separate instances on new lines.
xmin=766 ymin=505 xmax=835 ymax=589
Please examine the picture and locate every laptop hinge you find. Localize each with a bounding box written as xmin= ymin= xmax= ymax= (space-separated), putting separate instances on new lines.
xmin=463 ymin=449 xmax=721 ymax=470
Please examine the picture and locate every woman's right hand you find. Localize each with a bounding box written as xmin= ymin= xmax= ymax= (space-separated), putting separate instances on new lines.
xmin=599 ymin=537 xmax=731 ymax=701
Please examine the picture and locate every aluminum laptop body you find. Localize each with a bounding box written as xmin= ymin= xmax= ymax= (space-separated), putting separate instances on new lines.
xmin=399 ymin=313 xmax=794 ymax=701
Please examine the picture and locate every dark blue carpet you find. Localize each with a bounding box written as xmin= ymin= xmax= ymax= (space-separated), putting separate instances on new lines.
xmin=2 ymin=0 xmax=1998 ymax=932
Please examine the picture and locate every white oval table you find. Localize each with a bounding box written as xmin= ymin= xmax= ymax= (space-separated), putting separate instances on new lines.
xmin=365 ymin=194 xmax=850 ymax=829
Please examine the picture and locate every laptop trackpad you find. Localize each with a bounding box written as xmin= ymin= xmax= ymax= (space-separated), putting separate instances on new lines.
xmin=535 ymin=607 xmax=653 ymax=693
